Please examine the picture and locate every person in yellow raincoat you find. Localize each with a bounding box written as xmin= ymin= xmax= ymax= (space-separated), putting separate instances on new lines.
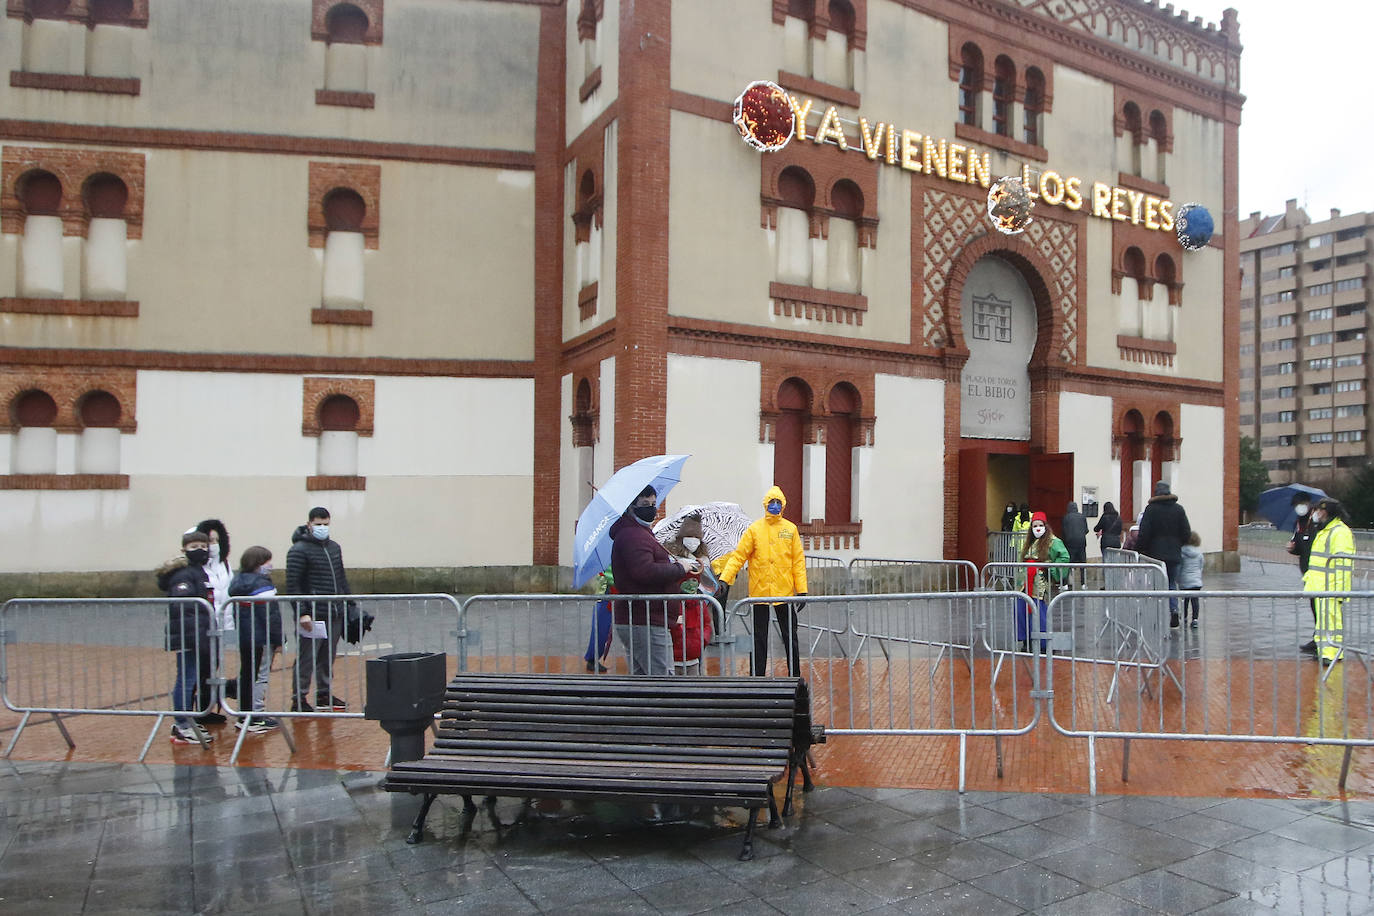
xmin=715 ymin=486 xmax=808 ymax=676
xmin=1303 ymin=497 xmax=1355 ymax=664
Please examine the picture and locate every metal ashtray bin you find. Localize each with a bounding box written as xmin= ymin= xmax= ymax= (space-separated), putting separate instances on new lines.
xmin=364 ymin=652 xmax=448 ymax=764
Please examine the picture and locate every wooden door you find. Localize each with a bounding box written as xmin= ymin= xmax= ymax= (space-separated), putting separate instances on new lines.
xmin=1030 ymin=452 xmax=1074 ymax=537
xmin=958 ymin=448 xmax=989 ymax=567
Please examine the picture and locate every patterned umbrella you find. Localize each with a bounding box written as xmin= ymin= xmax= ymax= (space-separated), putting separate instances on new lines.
xmin=655 ymin=502 xmax=753 ymax=562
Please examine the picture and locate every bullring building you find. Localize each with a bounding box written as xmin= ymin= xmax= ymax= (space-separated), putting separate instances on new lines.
xmin=0 ymin=0 xmax=1241 ymax=587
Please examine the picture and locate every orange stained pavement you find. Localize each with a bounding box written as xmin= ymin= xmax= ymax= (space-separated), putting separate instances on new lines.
xmin=4 ymin=647 xmax=1374 ymax=802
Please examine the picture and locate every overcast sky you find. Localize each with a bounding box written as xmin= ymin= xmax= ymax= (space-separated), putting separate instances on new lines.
xmin=1229 ymin=0 xmax=1371 ymax=220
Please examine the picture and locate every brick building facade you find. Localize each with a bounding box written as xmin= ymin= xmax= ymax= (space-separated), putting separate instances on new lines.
xmin=0 ymin=0 xmax=1241 ymax=581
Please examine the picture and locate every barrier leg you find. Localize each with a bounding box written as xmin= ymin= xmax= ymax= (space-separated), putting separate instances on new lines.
xmin=138 ymin=714 xmax=167 ymax=763
xmin=3 ymin=710 xmax=30 ymax=757
xmin=228 ymin=716 xmax=252 ymax=766
xmin=1087 ymin=734 xmax=1097 ymax=797
xmin=958 ymin=733 xmax=967 ymax=794
xmin=1340 ymin=747 xmax=1354 ymax=792
xmin=1121 ymin=737 xmax=1131 ymax=784
xmin=995 ymin=734 xmax=1004 ymax=779
xmin=52 ymin=713 xmax=74 ymax=750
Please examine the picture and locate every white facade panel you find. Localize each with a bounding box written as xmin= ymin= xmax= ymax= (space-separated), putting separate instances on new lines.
xmin=1058 ymin=391 xmax=1115 ymax=558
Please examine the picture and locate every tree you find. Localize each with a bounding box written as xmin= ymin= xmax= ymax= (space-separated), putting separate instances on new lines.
xmin=1336 ymin=461 xmax=1374 ymax=529
xmin=1238 ymin=435 xmax=1269 ymax=516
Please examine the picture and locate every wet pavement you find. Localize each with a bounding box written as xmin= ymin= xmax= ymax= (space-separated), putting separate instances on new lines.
xmin=4 ymin=558 xmax=1374 ymax=912
xmin=4 ymin=759 xmax=1374 ymax=914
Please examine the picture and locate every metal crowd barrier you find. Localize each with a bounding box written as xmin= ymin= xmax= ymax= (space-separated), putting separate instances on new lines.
xmin=729 ymin=592 xmax=1040 ymax=791
xmin=804 ymin=555 xmax=848 ymax=596
xmin=457 ymin=593 xmax=729 ymax=677
xmin=1 ymin=597 xmax=216 ymax=760
xmin=847 ymin=558 xmax=978 ymax=595
xmin=980 ymin=560 xmax=1165 ymax=593
xmin=1045 ymin=588 xmax=1374 ymax=795
xmin=218 ymin=593 xmax=460 ymax=764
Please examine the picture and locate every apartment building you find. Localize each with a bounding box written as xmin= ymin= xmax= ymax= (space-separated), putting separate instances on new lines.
xmin=1239 ymin=201 xmax=1372 ymax=482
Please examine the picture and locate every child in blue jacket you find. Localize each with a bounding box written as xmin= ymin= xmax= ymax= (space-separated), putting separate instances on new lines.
xmin=228 ymin=546 xmax=285 ymax=732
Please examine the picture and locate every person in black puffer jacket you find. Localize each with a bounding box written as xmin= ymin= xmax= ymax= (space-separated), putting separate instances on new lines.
xmin=1137 ymin=481 xmax=1192 ymax=626
xmin=286 ymin=507 xmax=352 ymax=711
xmin=1061 ymin=501 xmax=1089 ymax=587
xmin=228 ymin=545 xmax=285 ymax=731
xmin=156 ymin=529 xmax=215 ymax=745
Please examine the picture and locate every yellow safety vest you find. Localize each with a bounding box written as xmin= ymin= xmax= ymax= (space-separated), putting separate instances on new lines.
xmin=1304 ymin=518 xmax=1355 ymax=593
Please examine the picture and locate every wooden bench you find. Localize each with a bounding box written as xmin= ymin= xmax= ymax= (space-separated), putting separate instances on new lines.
xmin=383 ymin=673 xmax=822 ymax=860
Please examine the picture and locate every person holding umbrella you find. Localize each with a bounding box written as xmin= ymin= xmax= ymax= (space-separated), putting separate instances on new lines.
xmin=609 ymin=485 xmax=699 ymax=675
xmin=1288 ymin=492 xmax=1318 ymax=654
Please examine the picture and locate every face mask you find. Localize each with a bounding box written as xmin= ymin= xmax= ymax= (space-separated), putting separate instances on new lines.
xmin=258 ymin=563 xmax=273 ymax=575
xmin=185 ymin=547 xmax=209 ymax=566
xmin=767 ymin=500 xmax=782 ymax=515
xmin=208 ymin=542 xmax=220 ymax=561
xmin=682 ymin=537 xmax=701 ymax=553
xmin=632 ymin=505 xmax=656 ymax=524
xmin=1295 ymin=504 xmax=1309 ymax=517
xmin=311 ymin=524 xmax=329 ymax=540
xmin=1031 ymin=525 xmax=1046 ymax=538
xmin=1313 ymin=512 xmax=1327 ymax=527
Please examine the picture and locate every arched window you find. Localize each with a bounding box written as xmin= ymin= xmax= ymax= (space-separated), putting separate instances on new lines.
xmin=1151 ymin=410 xmax=1175 ymax=489
xmin=827 ymin=180 xmax=863 ymax=293
xmin=1122 ymin=102 xmax=1143 ymax=175
xmin=776 ymin=166 xmax=815 ymax=286
xmin=1149 ymin=109 xmax=1168 ymax=183
xmin=317 ymin=394 xmax=360 ymax=477
xmin=76 ymin=389 xmax=122 ymax=474
xmin=1023 ymin=67 xmax=1045 ymax=147
xmin=11 ymin=389 xmax=59 ymax=475
xmin=319 ymin=394 xmax=360 ymax=430
xmin=325 ymin=3 xmax=369 ymax=42
xmin=825 ymin=383 xmax=859 ymax=525
xmin=321 ymin=187 xmax=367 ymax=309
xmin=323 ymin=3 xmax=370 ymax=93
xmin=958 ymin=43 xmax=983 ymax=127
xmin=1154 ymin=252 xmax=1179 ymax=304
xmin=822 ymin=0 xmax=856 ymax=86
xmin=773 ymin=378 xmax=812 ymax=526
xmin=82 ymin=173 xmax=129 ymax=299
xmin=18 ymin=169 xmax=64 ymax=298
xmin=1119 ymin=408 xmax=1145 ymax=523
xmin=1123 ymin=246 xmax=1148 ymax=299
xmin=572 ymin=166 xmax=603 ymax=305
xmin=571 ymin=377 xmax=596 ymax=512
xmin=992 ymin=55 xmax=1014 ymax=137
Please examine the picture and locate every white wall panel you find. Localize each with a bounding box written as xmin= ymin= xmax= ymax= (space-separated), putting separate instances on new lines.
xmin=1059 ymin=391 xmax=1115 ymax=557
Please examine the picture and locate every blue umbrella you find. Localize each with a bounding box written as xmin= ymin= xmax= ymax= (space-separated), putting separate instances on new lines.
xmin=1256 ymin=483 xmax=1327 ymax=532
xmin=573 ymin=454 xmax=690 ymax=588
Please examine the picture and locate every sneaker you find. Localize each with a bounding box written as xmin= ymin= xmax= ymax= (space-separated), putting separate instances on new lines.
xmin=318 ymin=696 xmax=348 ymax=711
xmin=1169 ymin=613 xmax=1180 ymax=629
xmin=236 ymin=717 xmax=279 ymax=734
xmin=290 ymin=698 xmax=314 ymax=713
xmin=195 ymin=711 xmax=227 ymax=726
xmin=170 ymin=724 xmax=212 ymax=746
xmin=1300 ymin=641 xmax=1319 ymax=656
xmin=1189 ymin=618 xmax=1198 ymax=629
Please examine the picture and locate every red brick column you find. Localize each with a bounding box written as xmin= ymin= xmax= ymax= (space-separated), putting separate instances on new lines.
xmin=531 ymin=4 xmax=566 ymax=565
xmin=612 ymin=0 xmax=672 ymax=466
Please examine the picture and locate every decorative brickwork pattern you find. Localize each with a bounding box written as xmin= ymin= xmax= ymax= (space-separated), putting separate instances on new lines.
xmin=311 ymin=307 xmax=372 ymax=326
xmin=311 ymin=0 xmax=382 ymax=44
xmin=769 ymin=282 xmax=866 ymax=326
xmin=5 ymin=0 xmax=149 ymax=27
xmin=1 ymin=145 xmax=145 ymax=237
xmin=921 ymin=187 xmax=1078 ymax=363
xmin=301 ymin=377 xmax=374 ymax=437
xmin=315 ymin=89 xmax=374 ymax=109
xmin=760 ymin=142 xmax=878 ymax=247
xmin=1013 ymin=0 xmax=1235 ymax=87
xmin=0 ymin=365 xmax=136 ymax=433
xmin=307 ymin=161 xmax=380 ymax=249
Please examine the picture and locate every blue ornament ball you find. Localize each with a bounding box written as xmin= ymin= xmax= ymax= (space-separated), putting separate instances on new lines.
xmin=1176 ymin=203 xmax=1214 ymax=251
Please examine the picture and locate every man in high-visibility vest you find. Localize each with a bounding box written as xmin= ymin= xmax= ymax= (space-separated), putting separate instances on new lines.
xmin=1303 ymin=497 xmax=1356 ymax=664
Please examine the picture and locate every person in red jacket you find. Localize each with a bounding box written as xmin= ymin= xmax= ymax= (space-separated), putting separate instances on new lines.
xmin=609 ymin=486 xmax=697 ymax=674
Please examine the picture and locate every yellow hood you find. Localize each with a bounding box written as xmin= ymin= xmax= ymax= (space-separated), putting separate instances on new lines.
xmin=763 ymin=486 xmax=787 ymax=512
